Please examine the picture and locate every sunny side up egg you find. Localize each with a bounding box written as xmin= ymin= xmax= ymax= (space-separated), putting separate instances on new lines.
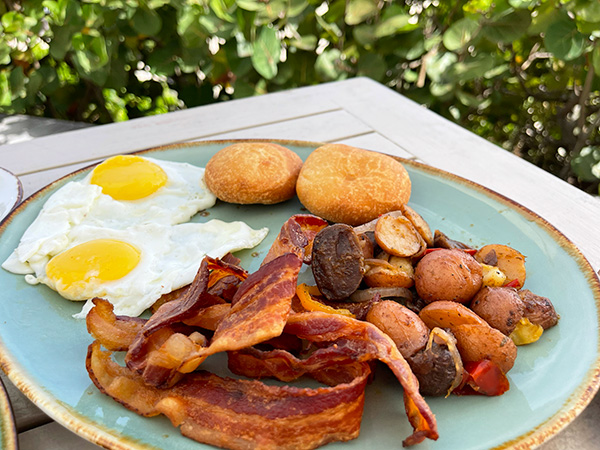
xmin=2 ymin=154 xmax=269 ymax=318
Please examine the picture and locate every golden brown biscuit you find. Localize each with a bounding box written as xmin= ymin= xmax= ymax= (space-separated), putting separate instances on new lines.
xmin=296 ymin=144 xmax=411 ymax=225
xmin=205 ymin=142 xmax=303 ymax=204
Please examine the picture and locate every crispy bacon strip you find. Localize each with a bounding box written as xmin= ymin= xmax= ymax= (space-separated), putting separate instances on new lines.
xmin=87 ymin=341 xmax=370 ymax=450
xmin=87 ymin=298 xmax=146 ymax=351
xmin=126 ymin=257 xmax=243 ymax=373
xmin=181 ymin=252 xmax=303 ymax=361
xmin=124 ymin=253 xmax=302 ymax=387
xmin=262 ymin=214 xmax=327 ymax=265
xmin=284 ymin=312 xmax=438 ymax=447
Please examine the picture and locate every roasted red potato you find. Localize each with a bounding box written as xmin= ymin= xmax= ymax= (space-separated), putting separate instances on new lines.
xmin=470 ymin=287 xmax=525 ymax=335
xmin=414 ymin=249 xmax=483 ymax=303
xmin=475 ymin=244 xmax=526 ymax=289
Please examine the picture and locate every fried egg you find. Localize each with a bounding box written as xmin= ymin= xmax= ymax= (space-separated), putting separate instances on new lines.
xmin=2 ymin=155 xmax=217 ymax=274
xmin=5 ymin=221 xmax=268 ymax=318
xmin=2 ymin=154 xmax=270 ymax=318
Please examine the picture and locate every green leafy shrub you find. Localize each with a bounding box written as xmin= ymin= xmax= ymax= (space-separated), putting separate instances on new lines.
xmin=1 ymin=0 xmax=599 ymax=193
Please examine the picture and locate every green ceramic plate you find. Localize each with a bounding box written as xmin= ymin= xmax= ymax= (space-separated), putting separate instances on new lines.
xmin=0 ymin=140 xmax=599 ymax=450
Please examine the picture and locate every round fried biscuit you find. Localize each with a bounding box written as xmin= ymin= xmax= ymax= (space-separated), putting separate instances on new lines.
xmin=296 ymin=144 xmax=411 ymax=225
xmin=205 ymin=142 xmax=303 ymax=204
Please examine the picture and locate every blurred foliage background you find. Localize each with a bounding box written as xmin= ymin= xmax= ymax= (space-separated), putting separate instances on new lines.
xmin=1 ymin=0 xmax=600 ymax=193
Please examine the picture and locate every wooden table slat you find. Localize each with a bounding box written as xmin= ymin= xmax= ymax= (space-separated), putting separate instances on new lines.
xmin=0 ymin=88 xmax=340 ymax=175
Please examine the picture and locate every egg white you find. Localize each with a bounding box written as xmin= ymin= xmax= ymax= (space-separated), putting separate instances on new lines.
xmin=2 ymin=157 xmax=217 ymax=276
xmin=2 ymin=156 xmax=271 ymax=318
xmin=18 ymin=221 xmax=267 ymax=319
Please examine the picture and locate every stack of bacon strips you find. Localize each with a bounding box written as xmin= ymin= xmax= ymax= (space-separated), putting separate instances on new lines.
xmin=85 ymin=214 xmax=438 ymax=449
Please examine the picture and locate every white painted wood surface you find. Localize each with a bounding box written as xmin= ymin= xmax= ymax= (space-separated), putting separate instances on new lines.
xmin=1 ymin=77 xmax=599 ymax=449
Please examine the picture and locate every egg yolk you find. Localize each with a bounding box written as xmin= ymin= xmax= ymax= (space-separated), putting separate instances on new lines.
xmin=46 ymin=239 xmax=141 ymax=295
xmin=90 ymin=155 xmax=168 ymax=200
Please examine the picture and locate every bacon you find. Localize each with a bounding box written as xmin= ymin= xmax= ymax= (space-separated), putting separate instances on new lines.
xmin=284 ymin=312 xmax=438 ymax=446
xmin=87 ymin=341 xmax=371 ymax=450
xmin=86 ymin=298 xmax=146 ymax=351
xmin=85 ymin=244 xmax=439 ymax=448
xmin=124 ymin=253 xmax=302 ymax=387
xmin=262 ymin=214 xmax=327 ymax=265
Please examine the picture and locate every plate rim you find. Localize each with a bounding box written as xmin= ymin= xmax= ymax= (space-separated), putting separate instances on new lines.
xmin=0 ymin=138 xmax=599 ymax=450
xmin=0 ymin=166 xmax=23 ymax=223
xmin=0 ymin=377 xmax=18 ymax=450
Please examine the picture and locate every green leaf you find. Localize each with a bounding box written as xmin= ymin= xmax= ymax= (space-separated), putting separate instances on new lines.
xmin=571 ymin=146 xmax=600 ymax=181
xmin=353 ymin=25 xmax=377 ymax=47
xmin=256 ymin=0 xmax=286 ymax=24
xmin=357 ymin=52 xmax=386 ymax=81
xmin=544 ymin=16 xmax=586 ymax=61
xmin=443 ymin=17 xmax=479 ymax=51
xmin=287 ymin=0 xmax=309 ymax=18
xmin=593 ymin=45 xmax=600 ymax=77
xmin=0 ymin=45 xmax=10 ymax=65
xmin=483 ymin=8 xmax=531 ymax=43
xmin=31 ymin=38 xmax=50 ymax=60
xmin=26 ymin=68 xmax=46 ymax=98
xmin=148 ymin=46 xmax=177 ymax=76
xmin=508 ymin=0 xmax=537 ymax=9
xmin=177 ymin=6 xmax=206 ymax=47
xmin=447 ymin=53 xmax=498 ymax=82
xmin=71 ymin=32 xmax=109 ymax=74
xmin=49 ymin=25 xmax=73 ymax=60
xmin=209 ymin=0 xmax=235 ymax=22
xmin=374 ymin=13 xmax=417 ymax=38
xmin=463 ymin=0 xmax=495 ymax=14
xmin=236 ymin=0 xmax=262 ymax=11
xmin=42 ymin=0 xmax=70 ymax=26
xmin=426 ymin=52 xmax=458 ymax=83
xmin=9 ymin=66 xmax=25 ymax=99
xmin=345 ymin=0 xmax=378 ymax=26
xmin=132 ymin=6 xmax=162 ymax=36
xmin=529 ymin=0 xmax=560 ymax=35
xmin=0 ymin=71 xmax=11 ymax=106
xmin=572 ymin=1 xmax=600 ymax=22
xmin=251 ymin=27 xmax=280 ymax=80
xmin=289 ymin=35 xmax=318 ymax=51
xmin=315 ymin=48 xmax=345 ymax=81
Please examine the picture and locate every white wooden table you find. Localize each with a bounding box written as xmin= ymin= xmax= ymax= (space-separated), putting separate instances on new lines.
xmin=1 ymin=77 xmax=599 ymax=449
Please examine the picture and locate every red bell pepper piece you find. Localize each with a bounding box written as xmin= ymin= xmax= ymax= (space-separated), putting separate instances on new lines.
xmin=504 ymin=278 xmax=521 ymax=288
xmin=460 ymin=360 xmax=510 ymax=396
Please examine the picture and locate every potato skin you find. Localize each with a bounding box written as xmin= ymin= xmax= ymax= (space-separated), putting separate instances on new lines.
xmin=470 ymin=287 xmax=524 ymax=335
xmin=419 ymin=301 xmax=517 ymax=373
xmin=419 ymin=300 xmax=488 ymax=328
xmin=366 ymin=300 xmax=429 ymax=359
xmin=452 ymin=324 xmax=517 ymax=373
xmin=518 ymin=289 xmax=559 ymax=330
xmin=415 ymin=249 xmax=483 ymax=303
xmin=475 ymin=244 xmax=526 ymax=288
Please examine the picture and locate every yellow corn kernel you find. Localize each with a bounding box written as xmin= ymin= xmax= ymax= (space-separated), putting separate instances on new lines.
xmin=509 ymin=318 xmax=543 ymax=345
xmin=481 ymin=263 xmax=507 ymax=287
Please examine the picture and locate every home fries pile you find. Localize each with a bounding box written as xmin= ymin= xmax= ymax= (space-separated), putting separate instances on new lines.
xmin=3 ymin=142 xmax=559 ymax=449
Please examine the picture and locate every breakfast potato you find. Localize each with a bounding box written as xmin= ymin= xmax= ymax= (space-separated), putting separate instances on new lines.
xmin=451 ymin=324 xmax=517 ymax=373
xmin=475 ymin=244 xmax=526 ymax=289
xmin=363 ymin=253 xmax=414 ymax=288
xmin=518 ymin=289 xmax=559 ymax=330
xmin=419 ymin=300 xmax=488 ymax=328
xmin=419 ymin=301 xmax=517 ymax=373
xmin=375 ymin=214 xmax=425 ymax=258
xmin=400 ymin=204 xmax=434 ymax=247
xmin=366 ymin=300 xmax=429 ymax=359
xmin=414 ymin=249 xmax=483 ymax=303
xmin=470 ymin=287 xmax=525 ymax=335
